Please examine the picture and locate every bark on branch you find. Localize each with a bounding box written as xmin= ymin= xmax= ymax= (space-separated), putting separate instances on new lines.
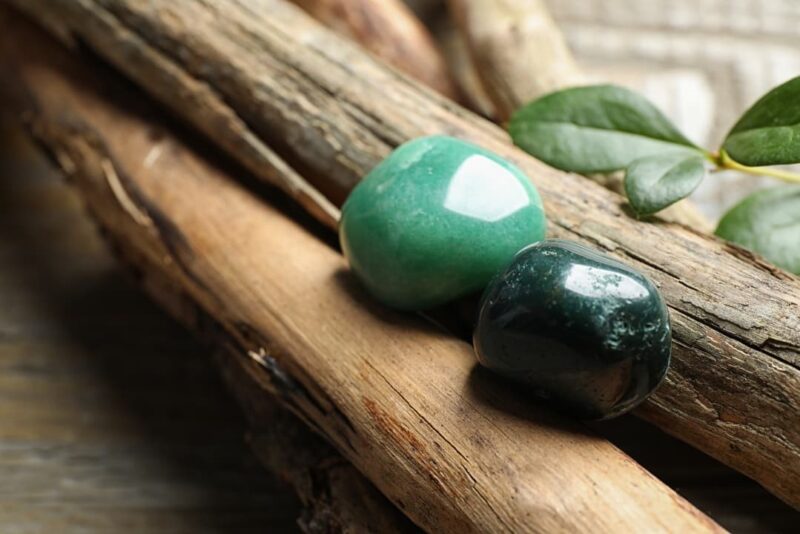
xmin=446 ymin=0 xmax=583 ymax=121
xmin=4 ymin=0 xmax=800 ymax=509
xmin=0 ymin=8 xmax=721 ymax=532
xmin=289 ymin=0 xmax=458 ymax=99
xmin=138 ymin=257 xmax=418 ymax=534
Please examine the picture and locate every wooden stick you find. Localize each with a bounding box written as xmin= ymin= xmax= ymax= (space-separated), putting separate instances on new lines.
xmin=289 ymin=0 xmax=458 ymax=99
xmin=132 ymin=249 xmax=418 ymax=534
xmin=445 ymin=0 xmax=583 ymax=122
xmin=5 ymin=0 xmax=800 ymax=507
xmin=10 ymin=0 xmax=340 ymax=231
xmin=435 ymin=14 xmax=498 ymax=120
xmin=2 ymin=12 xmax=722 ymax=532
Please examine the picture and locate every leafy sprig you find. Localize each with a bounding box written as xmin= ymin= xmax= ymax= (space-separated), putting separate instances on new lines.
xmin=509 ymin=79 xmax=800 ymax=274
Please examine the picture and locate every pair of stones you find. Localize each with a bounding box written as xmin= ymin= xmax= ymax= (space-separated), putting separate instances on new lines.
xmin=339 ymin=135 xmax=670 ymax=419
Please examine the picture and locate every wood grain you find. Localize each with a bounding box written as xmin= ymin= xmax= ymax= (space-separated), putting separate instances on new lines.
xmin=0 ymin=121 xmax=302 ymax=533
xmin=136 ymin=261 xmax=419 ymax=534
xmin=2 ymin=13 xmax=723 ymax=532
xmin=434 ymin=15 xmax=497 ymax=120
xmin=0 ymin=117 xmax=415 ymax=534
xmin=290 ymin=0 xmax=458 ymax=99
xmin=446 ymin=0 xmax=583 ymax=121
xmin=6 ymin=0 xmax=798 ymax=507
xmin=4 ymin=103 xmax=796 ymax=534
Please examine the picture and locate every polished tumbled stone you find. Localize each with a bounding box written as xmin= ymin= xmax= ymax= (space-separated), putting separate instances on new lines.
xmin=339 ymin=135 xmax=546 ymax=310
xmin=473 ymin=240 xmax=671 ymax=420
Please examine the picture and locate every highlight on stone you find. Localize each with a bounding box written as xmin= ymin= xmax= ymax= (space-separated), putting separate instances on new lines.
xmin=339 ymin=135 xmax=547 ymax=310
xmin=473 ymin=240 xmax=671 ymax=419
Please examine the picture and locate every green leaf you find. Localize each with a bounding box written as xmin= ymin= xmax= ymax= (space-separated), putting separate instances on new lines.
xmin=715 ymin=185 xmax=800 ymax=274
xmin=509 ymin=85 xmax=702 ymax=173
xmin=723 ymin=76 xmax=800 ymax=166
xmin=624 ymin=153 xmax=707 ymax=216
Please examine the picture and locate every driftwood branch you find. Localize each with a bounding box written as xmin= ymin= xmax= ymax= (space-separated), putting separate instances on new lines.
xmin=5 ymin=0 xmax=800 ymax=508
xmin=435 ymin=16 xmax=497 ymax=120
xmin=131 ymin=246 xmax=417 ymax=534
xmin=289 ymin=0 xmax=458 ymax=99
xmin=1 ymin=10 xmax=721 ymax=532
xmin=446 ymin=0 xmax=583 ymax=121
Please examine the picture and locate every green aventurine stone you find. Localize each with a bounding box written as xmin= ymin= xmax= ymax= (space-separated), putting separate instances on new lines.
xmin=339 ymin=135 xmax=547 ymax=310
xmin=473 ymin=240 xmax=671 ymax=420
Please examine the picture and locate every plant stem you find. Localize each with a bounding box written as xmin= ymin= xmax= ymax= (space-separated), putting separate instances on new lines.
xmin=717 ymin=150 xmax=800 ymax=184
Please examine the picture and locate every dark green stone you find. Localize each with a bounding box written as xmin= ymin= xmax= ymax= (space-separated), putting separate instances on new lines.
xmin=473 ymin=240 xmax=671 ymax=420
xmin=339 ymin=135 xmax=546 ymax=310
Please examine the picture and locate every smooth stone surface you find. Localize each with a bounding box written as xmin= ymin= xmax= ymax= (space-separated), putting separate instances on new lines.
xmin=473 ymin=240 xmax=671 ymax=420
xmin=339 ymin=135 xmax=546 ymax=310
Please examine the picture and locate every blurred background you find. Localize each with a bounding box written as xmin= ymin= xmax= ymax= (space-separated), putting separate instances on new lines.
xmin=544 ymin=0 xmax=800 ymax=219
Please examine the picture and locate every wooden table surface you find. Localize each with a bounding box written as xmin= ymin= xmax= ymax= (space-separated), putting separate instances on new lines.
xmin=0 ymin=113 xmax=798 ymax=532
xmin=0 ymin=118 xmax=301 ymax=532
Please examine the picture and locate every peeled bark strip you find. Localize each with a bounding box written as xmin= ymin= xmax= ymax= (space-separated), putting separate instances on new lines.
xmin=2 ymin=11 xmax=722 ymax=532
xmin=290 ymin=0 xmax=458 ymax=99
xmin=446 ymin=0 xmax=583 ymax=122
xmin=4 ymin=0 xmax=800 ymax=508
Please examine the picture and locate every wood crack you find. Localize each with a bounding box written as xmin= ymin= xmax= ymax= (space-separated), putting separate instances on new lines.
xmin=363 ymin=359 xmax=515 ymax=532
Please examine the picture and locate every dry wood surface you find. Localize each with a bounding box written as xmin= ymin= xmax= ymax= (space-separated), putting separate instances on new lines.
xmin=130 ymin=250 xmax=419 ymax=534
xmin=0 ymin=9 xmax=724 ymax=533
xmin=434 ymin=16 xmax=497 ymax=120
xmin=0 ymin=122 xmax=303 ymax=532
xmin=6 ymin=0 xmax=799 ymax=508
xmin=3 ymin=86 xmax=796 ymax=534
xmin=446 ymin=0 xmax=583 ymax=121
xmin=0 ymin=75 xmax=409 ymax=534
xmin=290 ymin=0 xmax=457 ymax=99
